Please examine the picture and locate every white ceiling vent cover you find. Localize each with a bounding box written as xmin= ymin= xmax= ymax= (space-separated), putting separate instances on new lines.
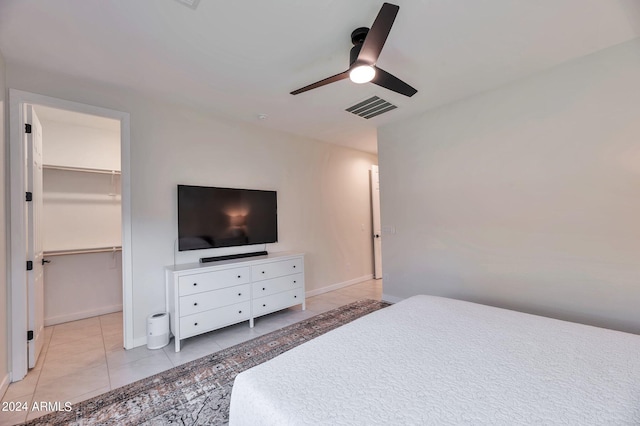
xmin=346 ymin=96 xmax=397 ymax=119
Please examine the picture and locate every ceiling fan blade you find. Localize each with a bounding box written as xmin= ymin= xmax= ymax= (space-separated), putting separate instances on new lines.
xmin=290 ymin=70 xmax=350 ymax=95
xmin=372 ymin=67 xmax=417 ymax=97
xmin=357 ymin=3 xmax=399 ymax=65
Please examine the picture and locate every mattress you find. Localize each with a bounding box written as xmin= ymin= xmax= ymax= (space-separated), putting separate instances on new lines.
xmin=229 ymin=295 xmax=640 ymax=425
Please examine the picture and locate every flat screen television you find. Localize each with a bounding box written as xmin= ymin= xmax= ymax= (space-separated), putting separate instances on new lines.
xmin=177 ymin=185 xmax=278 ymax=251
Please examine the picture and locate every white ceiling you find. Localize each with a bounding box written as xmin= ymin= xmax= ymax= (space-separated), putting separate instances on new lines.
xmin=1 ymin=0 xmax=639 ymax=153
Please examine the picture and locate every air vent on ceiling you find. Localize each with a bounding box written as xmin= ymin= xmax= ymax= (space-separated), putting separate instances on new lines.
xmin=346 ymin=96 xmax=397 ymax=119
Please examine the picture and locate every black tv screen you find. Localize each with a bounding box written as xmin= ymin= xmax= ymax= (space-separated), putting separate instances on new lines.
xmin=178 ymin=185 xmax=278 ymax=251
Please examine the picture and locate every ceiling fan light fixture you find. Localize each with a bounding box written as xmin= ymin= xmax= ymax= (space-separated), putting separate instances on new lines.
xmin=349 ymin=65 xmax=376 ymax=84
xmin=290 ymin=3 xmax=417 ymax=97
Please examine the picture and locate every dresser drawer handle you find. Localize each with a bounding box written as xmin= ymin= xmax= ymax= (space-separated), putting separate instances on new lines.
xmin=238 ymin=293 xmax=242 ymax=296
xmin=194 ymin=322 xmax=198 ymax=326
xmin=237 ymin=275 xmax=241 ymax=278
xmin=294 ymin=295 xmax=297 ymax=298
xmin=293 ymin=265 xmax=296 ymax=268
xmin=239 ymin=310 xmax=242 ymax=314
xmin=262 ymin=304 xmax=266 ymax=307
xmin=261 ymin=271 xmax=265 ymax=274
xmin=262 ymin=287 xmax=265 ymax=291
xmin=193 ymin=302 xmax=198 ymax=306
xmin=293 ymin=280 xmax=296 ymax=284
xmin=193 ymin=283 xmax=197 ymax=286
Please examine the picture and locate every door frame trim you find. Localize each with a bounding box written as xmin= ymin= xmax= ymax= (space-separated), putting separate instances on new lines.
xmin=8 ymin=89 xmax=133 ymax=381
xmin=370 ymin=165 xmax=383 ymax=279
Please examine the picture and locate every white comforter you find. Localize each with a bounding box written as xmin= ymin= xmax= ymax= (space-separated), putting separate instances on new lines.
xmin=230 ymin=295 xmax=640 ymax=425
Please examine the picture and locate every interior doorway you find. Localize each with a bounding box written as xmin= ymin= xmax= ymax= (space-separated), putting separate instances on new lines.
xmin=9 ymin=89 xmax=132 ymax=381
xmin=34 ymin=104 xmax=123 ymax=329
xmin=371 ymin=165 xmax=382 ymax=279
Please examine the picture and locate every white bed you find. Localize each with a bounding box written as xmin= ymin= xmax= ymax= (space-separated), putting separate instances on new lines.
xmin=229 ymin=295 xmax=640 ymax=425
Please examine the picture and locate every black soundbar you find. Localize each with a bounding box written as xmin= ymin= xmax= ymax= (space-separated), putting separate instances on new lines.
xmin=200 ymin=251 xmax=268 ymax=263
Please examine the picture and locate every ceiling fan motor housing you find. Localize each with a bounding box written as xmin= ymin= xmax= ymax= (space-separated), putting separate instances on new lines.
xmin=350 ymin=27 xmax=369 ymax=66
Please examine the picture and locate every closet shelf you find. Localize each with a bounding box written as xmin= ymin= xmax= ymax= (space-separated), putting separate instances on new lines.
xmin=44 ymin=246 xmax=122 ymax=256
xmin=43 ymin=164 xmax=121 ymax=175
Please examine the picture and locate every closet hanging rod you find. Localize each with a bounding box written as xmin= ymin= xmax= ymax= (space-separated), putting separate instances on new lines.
xmin=44 ymin=246 xmax=122 ymax=256
xmin=43 ymin=164 xmax=121 ymax=175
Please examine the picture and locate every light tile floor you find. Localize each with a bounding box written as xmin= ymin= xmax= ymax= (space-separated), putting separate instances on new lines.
xmin=0 ymin=279 xmax=382 ymax=425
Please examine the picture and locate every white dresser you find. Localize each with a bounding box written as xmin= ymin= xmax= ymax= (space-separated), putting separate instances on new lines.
xmin=166 ymin=252 xmax=305 ymax=352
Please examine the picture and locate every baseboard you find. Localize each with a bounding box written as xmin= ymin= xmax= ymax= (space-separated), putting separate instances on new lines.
xmin=305 ymin=274 xmax=374 ymax=298
xmin=44 ymin=304 xmax=123 ymax=326
xmin=0 ymin=372 xmax=10 ymax=400
xmin=381 ymin=293 xmax=403 ymax=304
xmin=132 ymin=335 xmax=148 ymax=349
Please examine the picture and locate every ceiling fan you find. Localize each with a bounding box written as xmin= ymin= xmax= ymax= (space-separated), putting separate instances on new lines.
xmin=291 ymin=2 xmax=417 ymax=97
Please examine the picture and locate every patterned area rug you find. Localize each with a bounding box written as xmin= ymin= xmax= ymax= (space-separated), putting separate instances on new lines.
xmin=25 ymin=299 xmax=389 ymax=425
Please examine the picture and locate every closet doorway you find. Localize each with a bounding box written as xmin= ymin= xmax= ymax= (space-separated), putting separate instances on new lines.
xmin=34 ymin=105 xmax=123 ymax=324
xmin=370 ymin=165 xmax=382 ymax=279
xmin=9 ymin=90 xmax=132 ymax=381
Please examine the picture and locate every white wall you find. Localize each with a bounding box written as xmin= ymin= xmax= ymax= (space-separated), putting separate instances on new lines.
xmin=43 ymin=252 xmax=122 ymax=326
xmin=39 ymin=116 xmax=122 ymax=251
xmin=6 ymin=64 xmax=377 ymax=346
xmin=42 ymin=169 xmax=121 ymax=250
xmin=378 ymin=39 xmax=640 ymax=334
xmin=0 ymin=49 xmax=9 ymax=397
xmin=39 ymin=119 xmax=120 ymax=171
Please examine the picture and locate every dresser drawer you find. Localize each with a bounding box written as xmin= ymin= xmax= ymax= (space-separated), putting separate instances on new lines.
xmin=253 ymin=287 xmax=304 ymax=317
xmin=251 ymin=258 xmax=303 ymax=282
xmin=179 ymin=301 xmax=251 ymax=338
xmin=178 ymin=267 xmax=250 ymax=296
xmin=252 ymin=273 xmax=303 ymax=298
xmin=167 ymin=252 xmax=306 ymax=352
xmin=179 ymin=284 xmax=250 ymax=317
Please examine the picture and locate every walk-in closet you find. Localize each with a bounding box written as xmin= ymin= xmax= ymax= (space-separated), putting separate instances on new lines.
xmin=35 ymin=105 xmax=122 ymax=326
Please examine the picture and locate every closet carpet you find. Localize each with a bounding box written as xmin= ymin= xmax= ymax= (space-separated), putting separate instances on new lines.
xmin=23 ymin=299 xmax=390 ymax=425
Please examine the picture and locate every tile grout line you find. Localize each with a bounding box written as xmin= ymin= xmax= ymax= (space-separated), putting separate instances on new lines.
xmin=32 ymin=316 xmax=113 ymax=421
xmin=25 ymin=324 xmax=55 ymax=422
xmin=99 ymin=314 xmax=115 ymax=393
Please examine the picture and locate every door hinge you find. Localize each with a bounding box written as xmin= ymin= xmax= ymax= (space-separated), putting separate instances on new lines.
xmin=26 ymin=192 xmax=33 ymax=202
xmin=27 ymin=330 xmax=33 ymax=341
xmin=25 ymin=123 xmax=32 ymax=134
xmin=26 ymin=260 xmax=33 ymax=271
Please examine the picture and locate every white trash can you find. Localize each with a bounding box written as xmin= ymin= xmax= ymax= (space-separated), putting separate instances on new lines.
xmin=147 ymin=312 xmax=169 ymax=349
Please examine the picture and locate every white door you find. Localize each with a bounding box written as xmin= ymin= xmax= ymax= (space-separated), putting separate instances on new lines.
xmin=371 ymin=165 xmax=383 ymax=279
xmin=26 ymin=105 xmax=45 ymax=368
